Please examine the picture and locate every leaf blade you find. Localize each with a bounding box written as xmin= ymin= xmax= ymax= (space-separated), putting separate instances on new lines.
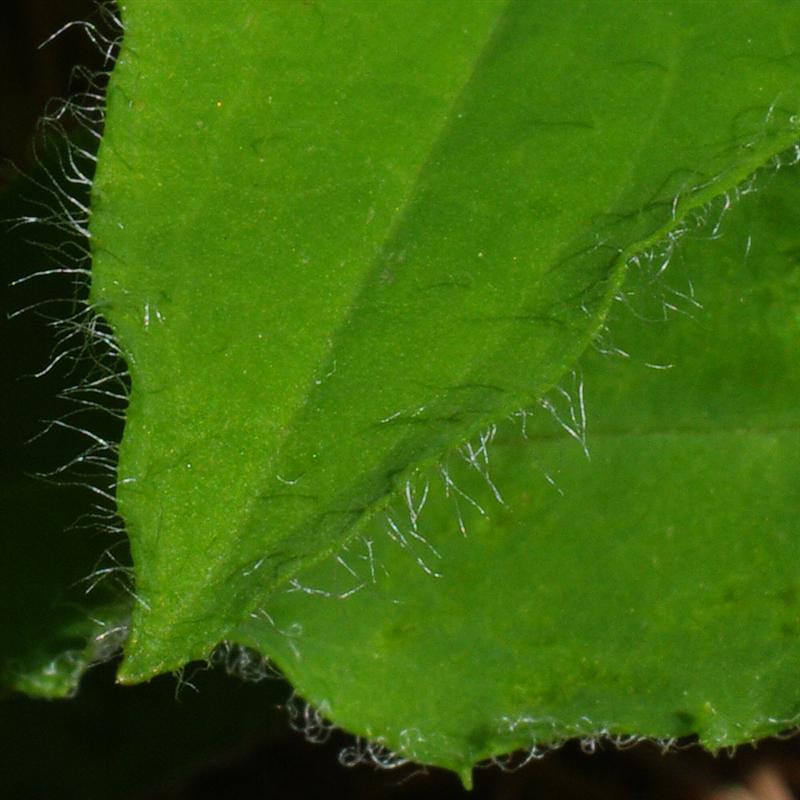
xmin=89 ymin=0 xmax=800 ymax=679
xmin=238 ymin=160 xmax=800 ymax=775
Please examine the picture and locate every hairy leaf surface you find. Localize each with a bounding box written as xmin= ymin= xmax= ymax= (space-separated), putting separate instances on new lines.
xmin=1 ymin=157 xmax=129 ymax=697
xmin=89 ymin=1 xmax=800 ymax=680
xmin=239 ymin=163 xmax=800 ymax=780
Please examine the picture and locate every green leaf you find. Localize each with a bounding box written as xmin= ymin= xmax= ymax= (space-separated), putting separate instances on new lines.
xmin=90 ymin=1 xmax=800 ymax=682
xmin=238 ymin=160 xmax=800 ymax=782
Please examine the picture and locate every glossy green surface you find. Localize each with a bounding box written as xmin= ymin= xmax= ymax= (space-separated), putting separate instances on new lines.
xmin=90 ymin=0 xmax=800 ymax=685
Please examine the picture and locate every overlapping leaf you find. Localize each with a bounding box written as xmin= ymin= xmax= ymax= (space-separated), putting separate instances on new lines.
xmin=239 ymin=162 xmax=800 ymax=780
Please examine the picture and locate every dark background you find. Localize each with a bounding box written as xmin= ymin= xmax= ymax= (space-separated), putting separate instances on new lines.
xmin=2 ymin=3 xmax=799 ymax=798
